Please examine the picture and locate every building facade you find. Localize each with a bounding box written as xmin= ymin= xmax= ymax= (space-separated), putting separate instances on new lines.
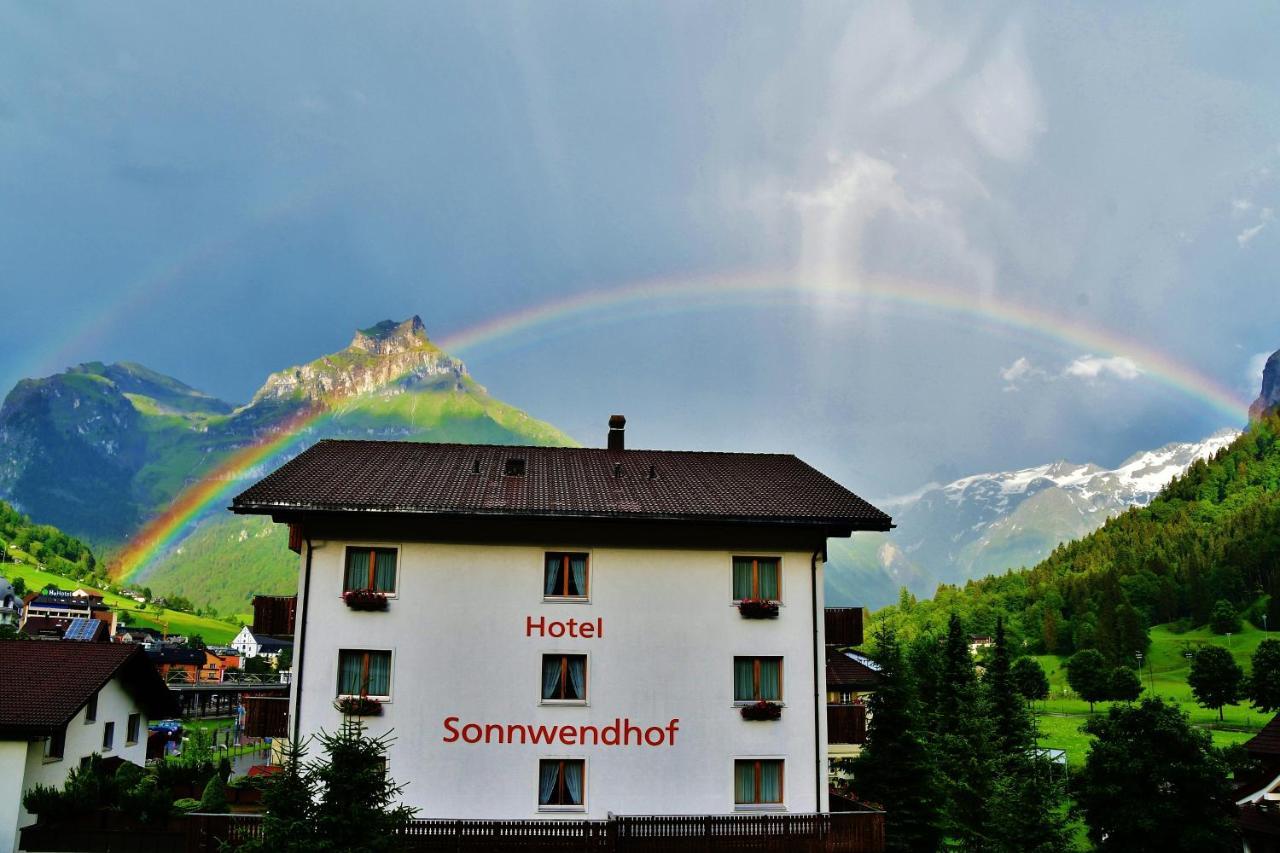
xmin=233 ymin=420 xmax=890 ymax=819
xmin=0 ymin=642 xmax=175 ymax=853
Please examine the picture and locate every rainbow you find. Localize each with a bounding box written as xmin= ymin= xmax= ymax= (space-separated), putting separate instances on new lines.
xmin=109 ymin=272 xmax=1253 ymax=583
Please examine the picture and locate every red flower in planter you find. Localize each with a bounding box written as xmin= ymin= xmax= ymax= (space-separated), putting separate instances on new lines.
xmin=740 ymin=700 xmax=783 ymax=721
xmin=343 ymin=589 xmax=389 ymax=611
xmin=737 ymin=598 xmax=780 ymax=619
xmin=334 ymin=695 xmax=383 ymax=716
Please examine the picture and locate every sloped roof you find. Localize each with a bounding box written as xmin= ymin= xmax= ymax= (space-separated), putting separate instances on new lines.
xmin=1247 ymin=713 xmax=1280 ymax=757
xmin=231 ymin=440 xmax=892 ymax=530
xmin=826 ymin=648 xmax=882 ymax=690
xmin=0 ymin=641 xmax=176 ymax=737
xmin=146 ymin=646 xmax=207 ymax=665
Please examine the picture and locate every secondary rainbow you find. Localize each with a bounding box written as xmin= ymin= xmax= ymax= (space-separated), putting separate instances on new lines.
xmin=110 ymin=272 xmax=1253 ymax=583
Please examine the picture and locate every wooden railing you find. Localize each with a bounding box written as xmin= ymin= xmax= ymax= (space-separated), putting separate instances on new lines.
xmin=827 ymin=704 xmax=868 ymax=745
xmin=824 ymin=608 xmax=864 ymax=647
xmin=177 ymin=809 xmax=880 ymax=845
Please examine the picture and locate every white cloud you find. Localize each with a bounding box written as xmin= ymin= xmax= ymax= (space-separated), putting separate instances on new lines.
xmin=999 ymin=356 xmax=1047 ymax=391
xmin=1232 ymin=198 xmax=1254 ymax=216
xmin=1237 ymin=207 xmax=1274 ymax=247
xmin=954 ymin=22 xmax=1045 ymax=163
xmin=1063 ymin=355 xmax=1143 ymax=382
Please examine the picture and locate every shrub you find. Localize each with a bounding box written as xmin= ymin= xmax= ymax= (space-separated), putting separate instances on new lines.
xmin=119 ymin=776 xmax=172 ymax=826
xmin=173 ymin=798 xmax=201 ymax=812
xmin=199 ymin=773 xmax=229 ymax=813
xmin=22 ymin=785 xmax=66 ymax=821
xmin=1209 ymin=599 xmax=1241 ymax=635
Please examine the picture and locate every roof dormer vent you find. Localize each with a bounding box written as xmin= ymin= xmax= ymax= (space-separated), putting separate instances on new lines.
xmin=471 ymin=459 xmax=481 ymax=474
xmin=504 ymin=458 xmax=526 ymax=477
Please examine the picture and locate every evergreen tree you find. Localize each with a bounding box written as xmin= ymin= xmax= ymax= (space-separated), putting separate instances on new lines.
xmin=984 ymin=618 xmax=1070 ymax=853
xmin=198 ymin=772 xmax=228 ymax=812
xmin=852 ymin=626 xmax=944 ymax=852
xmin=311 ymin=719 xmax=418 ymax=853
xmin=1188 ymin=646 xmax=1244 ymax=721
xmin=1011 ymin=657 xmax=1050 ymax=706
xmin=239 ymin=738 xmax=317 ymax=853
xmin=1065 ymin=649 xmax=1110 ymax=712
xmin=1247 ymin=638 xmax=1280 ymax=712
xmin=935 ymin=612 xmax=995 ymax=850
xmin=1076 ymin=698 xmax=1238 ymax=851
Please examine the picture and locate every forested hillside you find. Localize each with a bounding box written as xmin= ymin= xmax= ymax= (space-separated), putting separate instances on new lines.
xmin=874 ymin=413 xmax=1280 ymax=664
xmin=0 ymin=498 xmax=98 ymax=580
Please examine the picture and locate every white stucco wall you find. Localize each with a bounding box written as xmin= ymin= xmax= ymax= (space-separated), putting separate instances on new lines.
xmin=0 ymin=741 xmax=26 ymax=853
xmin=9 ymin=676 xmax=150 ymax=849
xmin=290 ymin=539 xmax=830 ymax=818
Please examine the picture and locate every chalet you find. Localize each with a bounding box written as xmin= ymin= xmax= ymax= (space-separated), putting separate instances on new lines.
xmin=0 ymin=641 xmax=175 ymax=853
xmin=826 ymin=647 xmax=881 ymax=766
xmin=1236 ymin=713 xmax=1280 ymax=850
xmin=230 ymin=627 xmax=292 ymax=663
xmin=231 ymin=416 xmax=891 ymax=818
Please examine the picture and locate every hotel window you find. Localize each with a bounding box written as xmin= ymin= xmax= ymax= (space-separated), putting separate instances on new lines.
xmin=735 ymin=759 xmax=783 ymax=806
xmin=732 ymin=557 xmax=779 ymax=600
xmin=84 ymin=691 xmax=98 ymax=723
xmin=103 ymin=721 xmax=115 ymax=751
xmin=544 ymin=552 xmax=589 ymax=598
xmin=538 ymin=759 xmax=585 ymax=809
xmin=541 ymin=654 xmax=587 ymax=702
xmin=126 ymin=713 xmax=141 ymax=745
xmin=43 ymin=728 xmax=65 ymax=761
xmin=343 ymin=546 xmax=398 ymax=594
xmin=734 ymin=656 xmax=782 ymax=702
xmin=337 ymin=650 xmax=393 ymax=699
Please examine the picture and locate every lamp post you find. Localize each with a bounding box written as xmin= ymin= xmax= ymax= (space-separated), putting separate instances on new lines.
xmin=1135 ymin=651 xmax=1153 ymax=693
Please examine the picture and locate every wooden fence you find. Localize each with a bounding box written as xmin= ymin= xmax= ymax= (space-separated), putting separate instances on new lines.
xmin=25 ymin=811 xmax=883 ymax=853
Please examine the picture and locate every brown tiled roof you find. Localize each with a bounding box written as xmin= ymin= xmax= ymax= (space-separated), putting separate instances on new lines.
xmin=231 ymin=440 xmax=892 ymax=530
xmin=0 ymin=641 xmax=176 ymax=737
xmin=827 ymin=648 xmax=882 ymax=690
xmin=1247 ymin=713 xmax=1280 ymax=757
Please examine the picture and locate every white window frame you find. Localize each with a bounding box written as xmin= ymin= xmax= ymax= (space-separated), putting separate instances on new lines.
xmin=732 ymin=655 xmax=786 ymax=707
xmin=730 ymin=555 xmax=784 ymax=604
xmin=335 ymin=647 xmax=395 ymax=703
xmin=539 ymin=651 xmax=590 ymax=706
xmin=340 ymin=543 xmax=403 ymax=599
xmin=732 ymin=755 xmax=787 ymax=812
xmin=537 ymin=756 xmax=588 ymax=813
xmin=541 ymin=548 xmax=593 ymax=603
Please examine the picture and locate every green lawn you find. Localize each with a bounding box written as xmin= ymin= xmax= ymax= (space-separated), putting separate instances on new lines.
xmin=1 ymin=559 xmax=240 ymax=644
xmin=1029 ymin=621 xmax=1272 ymax=767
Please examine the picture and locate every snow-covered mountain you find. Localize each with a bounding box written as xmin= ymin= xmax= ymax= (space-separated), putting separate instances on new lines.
xmin=825 ymin=430 xmax=1240 ymax=609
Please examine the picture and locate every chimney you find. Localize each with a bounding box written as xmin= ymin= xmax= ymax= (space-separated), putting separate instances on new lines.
xmin=607 ymin=414 xmax=626 ymax=451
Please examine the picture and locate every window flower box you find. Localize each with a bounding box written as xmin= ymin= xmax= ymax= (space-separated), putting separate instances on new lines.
xmin=737 ymin=598 xmax=780 ymax=619
xmin=740 ymin=700 xmax=783 ymax=721
xmin=343 ymin=589 xmax=389 ymax=611
xmin=334 ymin=696 xmax=383 ymax=716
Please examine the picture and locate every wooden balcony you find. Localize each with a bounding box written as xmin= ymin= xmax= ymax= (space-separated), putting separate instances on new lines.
xmin=242 ymin=693 xmax=289 ymax=739
xmin=828 ymin=703 xmax=868 ymax=745
xmin=825 ymin=607 xmax=864 ymax=647
xmin=252 ymin=595 xmax=296 ymax=638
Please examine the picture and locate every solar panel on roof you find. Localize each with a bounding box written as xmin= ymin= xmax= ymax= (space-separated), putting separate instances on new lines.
xmin=63 ymin=618 xmax=99 ymax=641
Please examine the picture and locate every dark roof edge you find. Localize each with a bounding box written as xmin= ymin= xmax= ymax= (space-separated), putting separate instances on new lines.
xmin=229 ymin=503 xmax=894 ymax=533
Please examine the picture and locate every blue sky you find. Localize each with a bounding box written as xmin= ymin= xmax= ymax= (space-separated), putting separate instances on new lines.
xmin=1 ymin=2 xmax=1278 ymax=499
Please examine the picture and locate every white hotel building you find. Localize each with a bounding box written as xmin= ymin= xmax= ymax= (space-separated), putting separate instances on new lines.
xmin=231 ymin=417 xmax=891 ymax=819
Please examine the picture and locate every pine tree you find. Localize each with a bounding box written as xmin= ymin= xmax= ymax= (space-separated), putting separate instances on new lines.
xmin=982 ymin=619 xmax=1071 ymax=852
xmin=240 ymin=738 xmax=317 ymax=853
xmin=852 ymin=625 xmax=944 ymax=852
xmin=933 ymin=612 xmax=995 ymax=850
xmin=312 ymin=719 xmax=419 ymax=853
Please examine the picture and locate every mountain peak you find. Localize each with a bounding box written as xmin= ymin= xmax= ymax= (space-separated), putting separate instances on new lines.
xmin=1250 ymin=349 xmax=1280 ymax=420
xmin=350 ymin=316 xmax=430 ymax=355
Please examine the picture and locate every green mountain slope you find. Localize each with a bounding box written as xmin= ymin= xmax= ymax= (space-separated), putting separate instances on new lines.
xmin=872 ymin=411 xmax=1280 ymax=664
xmin=0 ymin=317 xmax=576 ymax=616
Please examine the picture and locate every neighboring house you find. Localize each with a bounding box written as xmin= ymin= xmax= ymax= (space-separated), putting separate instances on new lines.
xmin=0 ymin=641 xmax=175 ymax=853
xmin=230 ymin=627 xmax=292 ymax=664
xmin=0 ymin=580 xmax=20 ymax=628
xmin=968 ymin=635 xmax=993 ymax=656
xmin=1236 ymin=713 xmax=1280 ymax=850
xmin=21 ymin=590 xmax=116 ymax=636
xmin=230 ymin=417 xmax=892 ymax=818
xmin=826 ymin=647 xmax=881 ymax=774
xmin=19 ymin=616 xmax=109 ymax=642
xmin=145 ymin=646 xmax=208 ymax=683
xmin=115 ymin=626 xmax=166 ymax=647
xmin=203 ymin=650 xmax=241 ymax=682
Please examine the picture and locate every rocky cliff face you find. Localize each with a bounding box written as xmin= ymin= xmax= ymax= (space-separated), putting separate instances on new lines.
xmin=1251 ymin=349 xmax=1280 ymax=420
xmin=251 ymin=316 xmax=468 ymax=404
